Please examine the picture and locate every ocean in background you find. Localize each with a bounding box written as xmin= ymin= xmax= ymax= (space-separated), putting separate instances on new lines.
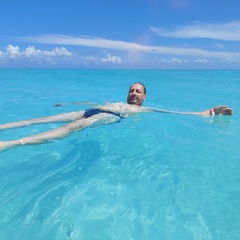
xmin=0 ymin=69 xmax=240 ymax=240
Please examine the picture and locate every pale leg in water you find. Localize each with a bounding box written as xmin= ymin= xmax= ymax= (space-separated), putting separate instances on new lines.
xmin=0 ymin=111 xmax=86 ymax=130
xmin=0 ymin=113 xmax=120 ymax=151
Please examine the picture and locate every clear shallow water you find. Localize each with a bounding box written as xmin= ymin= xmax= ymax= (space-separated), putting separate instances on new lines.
xmin=0 ymin=69 xmax=240 ymax=240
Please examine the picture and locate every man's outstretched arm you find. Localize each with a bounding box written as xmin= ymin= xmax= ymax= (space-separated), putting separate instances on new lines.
xmin=144 ymin=105 xmax=233 ymax=116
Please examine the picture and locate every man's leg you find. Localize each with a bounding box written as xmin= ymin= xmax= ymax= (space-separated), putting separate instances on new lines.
xmin=0 ymin=111 xmax=86 ymax=130
xmin=0 ymin=113 xmax=121 ymax=151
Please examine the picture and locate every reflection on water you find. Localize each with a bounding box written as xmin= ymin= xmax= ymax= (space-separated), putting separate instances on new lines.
xmin=0 ymin=140 xmax=102 ymax=239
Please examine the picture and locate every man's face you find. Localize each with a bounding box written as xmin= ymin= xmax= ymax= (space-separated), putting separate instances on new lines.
xmin=127 ymin=83 xmax=146 ymax=106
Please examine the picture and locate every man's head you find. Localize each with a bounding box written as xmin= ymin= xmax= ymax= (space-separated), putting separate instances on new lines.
xmin=127 ymin=82 xmax=146 ymax=106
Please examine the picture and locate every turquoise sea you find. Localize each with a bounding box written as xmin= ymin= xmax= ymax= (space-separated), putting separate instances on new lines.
xmin=0 ymin=69 xmax=240 ymax=240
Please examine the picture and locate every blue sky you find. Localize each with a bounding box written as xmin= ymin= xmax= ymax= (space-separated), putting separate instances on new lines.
xmin=1 ymin=0 xmax=240 ymax=69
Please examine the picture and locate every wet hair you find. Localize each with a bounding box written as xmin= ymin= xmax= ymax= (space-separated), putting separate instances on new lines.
xmin=130 ymin=82 xmax=146 ymax=94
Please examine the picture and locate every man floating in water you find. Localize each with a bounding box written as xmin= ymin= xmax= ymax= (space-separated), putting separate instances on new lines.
xmin=0 ymin=82 xmax=233 ymax=151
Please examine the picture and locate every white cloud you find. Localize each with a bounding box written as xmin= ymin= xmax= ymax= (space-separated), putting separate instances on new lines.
xmin=43 ymin=47 xmax=73 ymax=56
xmin=150 ymin=21 xmax=240 ymax=41
xmin=214 ymin=43 xmax=224 ymax=49
xmin=160 ymin=57 xmax=189 ymax=64
xmin=15 ymin=34 xmax=240 ymax=61
xmin=17 ymin=34 xmax=149 ymax=52
xmin=3 ymin=45 xmax=73 ymax=59
xmin=23 ymin=46 xmax=42 ymax=57
xmin=80 ymin=56 xmax=98 ymax=66
xmin=7 ymin=45 xmax=20 ymax=58
xmin=157 ymin=57 xmax=209 ymax=65
xmin=102 ymin=53 xmax=122 ymax=63
xmin=194 ymin=58 xmax=208 ymax=63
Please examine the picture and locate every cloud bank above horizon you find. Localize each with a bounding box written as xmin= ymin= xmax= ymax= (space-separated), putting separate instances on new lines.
xmin=1 ymin=21 xmax=240 ymax=68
